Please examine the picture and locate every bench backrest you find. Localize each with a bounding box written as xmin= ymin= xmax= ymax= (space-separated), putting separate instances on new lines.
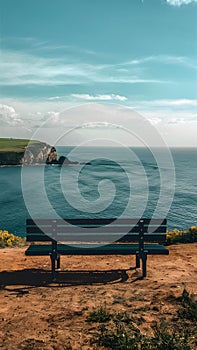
xmin=26 ymin=218 xmax=167 ymax=244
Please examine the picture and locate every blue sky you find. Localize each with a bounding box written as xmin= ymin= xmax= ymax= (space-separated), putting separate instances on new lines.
xmin=0 ymin=0 xmax=197 ymax=146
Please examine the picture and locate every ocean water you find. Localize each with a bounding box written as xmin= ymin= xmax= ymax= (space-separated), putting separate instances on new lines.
xmin=0 ymin=147 xmax=196 ymax=237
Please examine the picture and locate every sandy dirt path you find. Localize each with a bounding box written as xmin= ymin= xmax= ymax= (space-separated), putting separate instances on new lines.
xmin=0 ymin=243 xmax=197 ymax=349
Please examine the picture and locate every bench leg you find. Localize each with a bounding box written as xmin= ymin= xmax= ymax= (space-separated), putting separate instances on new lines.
xmin=50 ymin=255 xmax=56 ymax=281
xmin=136 ymin=253 xmax=140 ymax=268
xmin=142 ymin=253 xmax=147 ymax=278
xmin=56 ymin=255 xmax=60 ymax=269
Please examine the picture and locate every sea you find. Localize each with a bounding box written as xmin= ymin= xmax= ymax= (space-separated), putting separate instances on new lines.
xmin=0 ymin=147 xmax=196 ymax=237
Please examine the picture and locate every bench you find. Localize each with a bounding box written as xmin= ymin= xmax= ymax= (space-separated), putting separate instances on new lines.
xmin=25 ymin=218 xmax=169 ymax=281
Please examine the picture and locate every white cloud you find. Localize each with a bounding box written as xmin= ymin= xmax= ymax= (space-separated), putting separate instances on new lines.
xmin=167 ymin=118 xmax=187 ymax=124
xmin=167 ymin=99 xmax=197 ymax=106
xmin=166 ymin=0 xmax=197 ymax=6
xmin=0 ymin=50 xmax=104 ymax=86
xmin=0 ymin=49 xmax=173 ymax=86
xmin=80 ymin=122 xmax=122 ymax=129
xmin=47 ymin=96 xmax=63 ymax=101
xmin=143 ymin=110 xmax=197 ymax=124
xmin=42 ymin=111 xmax=60 ymax=122
xmin=0 ymin=101 xmax=196 ymax=147
xmin=70 ymin=94 xmax=128 ymax=101
xmin=0 ymin=104 xmax=22 ymax=126
xmin=132 ymin=99 xmax=197 ymax=127
xmin=139 ymin=99 xmax=197 ymax=107
xmin=126 ymin=55 xmax=197 ymax=70
xmin=147 ymin=118 xmax=162 ymax=126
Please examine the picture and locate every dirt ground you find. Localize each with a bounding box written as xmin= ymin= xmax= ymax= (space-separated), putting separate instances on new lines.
xmin=0 ymin=243 xmax=197 ymax=349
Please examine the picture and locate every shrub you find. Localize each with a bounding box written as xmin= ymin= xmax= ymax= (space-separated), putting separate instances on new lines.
xmin=166 ymin=226 xmax=197 ymax=244
xmin=92 ymin=319 xmax=194 ymax=350
xmin=86 ymin=304 xmax=113 ymax=323
xmin=151 ymin=322 xmax=193 ymax=350
xmin=95 ymin=323 xmax=145 ymax=349
xmin=86 ymin=306 xmax=134 ymax=325
xmin=0 ymin=230 xmax=26 ymax=248
xmin=90 ymin=302 xmax=196 ymax=350
xmin=178 ymin=288 xmax=197 ymax=322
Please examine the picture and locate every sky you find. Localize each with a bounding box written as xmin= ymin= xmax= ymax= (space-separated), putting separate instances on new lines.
xmin=0 ymin=0 xmax=197 ymax=146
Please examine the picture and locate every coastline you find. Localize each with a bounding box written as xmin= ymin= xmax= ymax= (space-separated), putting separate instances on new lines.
xmin=0 ymin=139 xmax=52 ymax=166
xmin=0 ymin=139 xmax=78 ymax=166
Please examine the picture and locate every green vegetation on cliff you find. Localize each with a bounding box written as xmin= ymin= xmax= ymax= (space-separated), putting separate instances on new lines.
xmin=0 ymin=138 xmax=41 ymax=152
xmin=0 ymin=138 xmax=52 ymax=165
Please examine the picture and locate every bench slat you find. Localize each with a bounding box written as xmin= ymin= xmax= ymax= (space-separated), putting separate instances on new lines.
xmin=26 ymin=233 xmax=166 ymax=243
xmin=25 ymin=243 xmax=169 ymax=256
xmin=26 ymin=225 xmax=166 ymax=234
xmin=26 ymin=218 xmax=167 ymax=226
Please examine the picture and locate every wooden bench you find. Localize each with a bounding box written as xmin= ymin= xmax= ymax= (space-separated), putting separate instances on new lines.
xmin=25 ymin=218 xmax=169 ymax=281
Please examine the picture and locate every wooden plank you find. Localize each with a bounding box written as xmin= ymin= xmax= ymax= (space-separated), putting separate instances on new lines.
xmin=64 ymin=226 xmax=166 ymax=233
xmin=26 ymin=218 xmax=167 ymax=226
xmin=25 ymin=243 xmax=169 ymax=256
xmin=27 ymin=225 xmax=166 ymax=234
xmin=26 ymin=233 xmax=166 ymax=243
xmin=26 ymin=234 xmax=53 ymax=242
xmin=27 ymin=218 xmax=118 ymax=225
xmin=118 ymin=234 xmax=166 ymax=243
xmin=57 ymin=243 xmax=169 ymax=255
xmin=25 ymin=245 xmax=53 ymax=255
xmin=143 ymin=218 xmax=167 ymax=226
xmin=141 ymin=226 xmax=166 ymax=233
xmin=27 ymin=226 xmax=54 ymax=234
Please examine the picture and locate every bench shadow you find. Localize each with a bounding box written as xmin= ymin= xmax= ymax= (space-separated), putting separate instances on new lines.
xmin=0 ymin=268 xmax=138 ymax=288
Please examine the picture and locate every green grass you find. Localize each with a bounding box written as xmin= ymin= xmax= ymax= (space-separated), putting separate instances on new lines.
xmin=91 ymin=317 xmax=195 ymax=350
xmin=91 ymin=319 xmax=196 ymax=350
xmin=88 ymin=289 xmax=197 ymax=350
xmin=0 ymin=138 xmax=41 ymax=152
xmin=86 ymin=304 xmax=113 ymax=323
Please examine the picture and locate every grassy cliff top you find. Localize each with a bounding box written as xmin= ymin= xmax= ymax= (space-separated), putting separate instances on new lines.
xmin=0 ymin=138 xmax=46 ymax=152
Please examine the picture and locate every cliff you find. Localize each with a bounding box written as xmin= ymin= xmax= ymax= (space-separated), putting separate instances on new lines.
xmin=0 ymin=139 xmax=78 ymax=166
xmin=0 ymin=139 xmax=52 ymax=165
xmin=23 ymin=142 xmax=53 ymax=165
xmin=0 ymin=151 xmax=25 ymax=165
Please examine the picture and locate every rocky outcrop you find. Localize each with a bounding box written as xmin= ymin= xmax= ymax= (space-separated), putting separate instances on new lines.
xmin=57 ymin=156 xmax=78 ymax=165
xmin=46 ymin=147 xmax=58 ymax=164
xmin=46 ymin=148 xmax=79 ymax=165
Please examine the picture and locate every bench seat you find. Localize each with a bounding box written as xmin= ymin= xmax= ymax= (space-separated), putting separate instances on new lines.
xmin=26 ymin=243 xmax=169 ymax=256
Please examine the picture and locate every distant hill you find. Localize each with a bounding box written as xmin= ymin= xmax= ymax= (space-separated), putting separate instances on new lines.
xmin=0 ymin=138 xmax=42 ymax=152
xmin=0 ymin=138 xmax=52 ymax=165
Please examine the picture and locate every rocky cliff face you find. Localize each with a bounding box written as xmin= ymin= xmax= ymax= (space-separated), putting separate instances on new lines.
xmin=22 ymin=143 xmax=52 ymax=165
xmin=0 ymin=152 xmax=25 ymax=165
xmin=0 ymin=142 xmax=79 ymax=166
xmin=0 ymin=142 xmax=52 ymax=165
